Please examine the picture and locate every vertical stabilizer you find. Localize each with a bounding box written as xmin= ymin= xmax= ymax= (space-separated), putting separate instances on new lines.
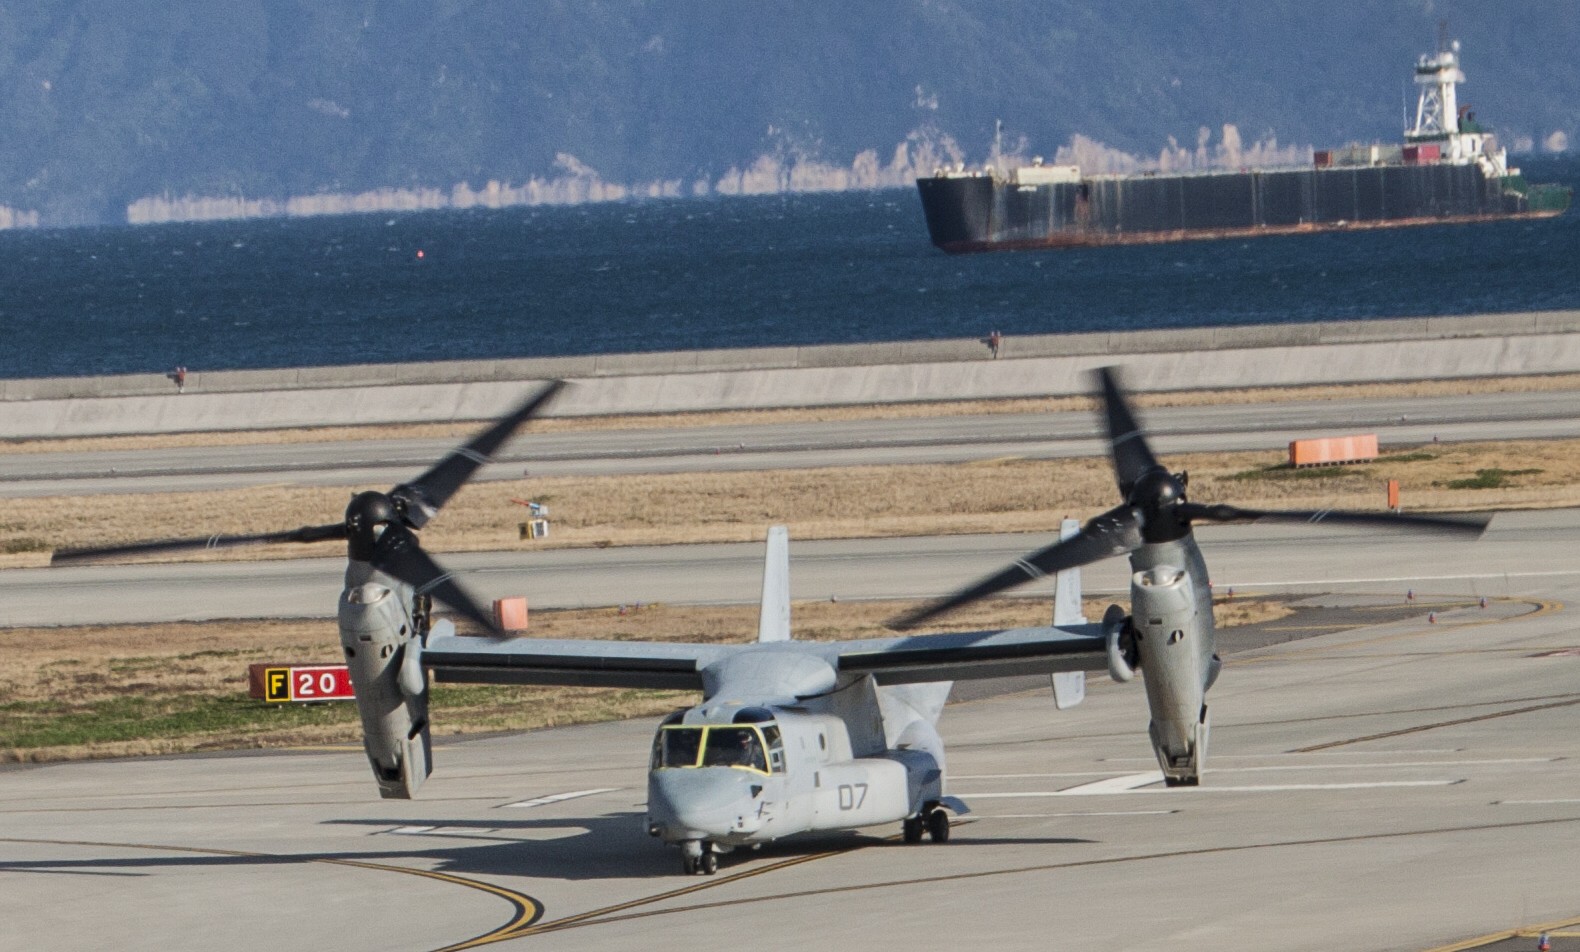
xmin=1053 ymin=517 xmax=1088 ymax=626
xmin=757 ymin=525 xmax=791 ymax=642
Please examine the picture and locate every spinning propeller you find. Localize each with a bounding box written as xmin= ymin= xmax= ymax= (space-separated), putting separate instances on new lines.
xmin=52 ymin=381 xmax=566 ymax=634
xmin=892 ymin=367 xmax=1488 ymax=629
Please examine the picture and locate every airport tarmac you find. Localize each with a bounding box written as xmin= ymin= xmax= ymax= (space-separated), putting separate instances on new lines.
xmin=2 ymin=579 xmax=1577 ymax=951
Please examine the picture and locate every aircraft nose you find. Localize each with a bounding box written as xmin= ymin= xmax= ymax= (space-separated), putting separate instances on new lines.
xmin=648 ymin=769 xmax=760 ymax=840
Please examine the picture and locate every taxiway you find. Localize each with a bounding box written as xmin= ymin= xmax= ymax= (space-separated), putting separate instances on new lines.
xmin=4 ymin=385 xmax=1580 ymax=950
xmin=2 ymin=581 xmax=1577 ymax=951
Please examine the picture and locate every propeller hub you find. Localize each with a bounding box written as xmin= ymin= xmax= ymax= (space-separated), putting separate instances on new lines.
xmin=346 ymin=491 xmax=399 ymax=561
xmin=1129 ymin=469 xmax=1191 ymax=543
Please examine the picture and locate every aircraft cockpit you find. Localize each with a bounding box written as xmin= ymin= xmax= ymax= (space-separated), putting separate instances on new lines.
xmin=651 ymin=710 xmax=785 ymax=774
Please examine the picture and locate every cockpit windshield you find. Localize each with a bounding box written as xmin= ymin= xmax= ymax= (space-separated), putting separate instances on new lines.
xmin=652 ymin=724 xmax=780 ymax=774
xmin=701 ymin=726 xmax=767 ymax=771
xmin=657 ymin=726 xmax=703 ymax=769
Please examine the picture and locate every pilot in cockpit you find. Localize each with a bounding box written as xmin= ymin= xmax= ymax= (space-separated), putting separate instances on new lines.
xmin=699 ymin=726 xmax=766 ymax=771
xmin=730 ymin=729 xmax=763 ymax=768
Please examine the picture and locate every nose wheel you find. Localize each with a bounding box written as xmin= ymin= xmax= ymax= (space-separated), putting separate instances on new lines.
xmin=681 ymin=841 xmax=719 ymax=875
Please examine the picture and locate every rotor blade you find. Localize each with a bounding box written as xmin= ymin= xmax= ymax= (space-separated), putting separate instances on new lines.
xmin=50 ymin=522 xmax=347 ymax=566
xmin=1095 ymin=366 xmax=1161 ymax=498
xmin=891 ymin=505 xmax=1144 ymax=630
xmin=389 ymin=380 xmax=565 ymax=528
xmin=369 ymin=528 xmax=504 ymax=636
xmin=1179 ymin=502 xmax=1489 ymax=537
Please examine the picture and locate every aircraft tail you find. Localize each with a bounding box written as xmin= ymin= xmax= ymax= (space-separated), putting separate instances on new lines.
xmin=757 ymin=525 xmax=791 ymax=642
xmin=1052 ymin=517 xmax=1089 ymax=709
xmin=1053 ymin=517 xmax=1088 ymax=626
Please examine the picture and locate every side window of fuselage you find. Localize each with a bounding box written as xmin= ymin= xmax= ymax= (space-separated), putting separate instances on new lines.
xmin=762 ymin=725 xmax=784 ymax=772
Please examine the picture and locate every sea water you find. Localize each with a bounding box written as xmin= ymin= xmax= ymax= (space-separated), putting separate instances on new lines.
xmin=0 ymin=156 xmax=1574 ymax=380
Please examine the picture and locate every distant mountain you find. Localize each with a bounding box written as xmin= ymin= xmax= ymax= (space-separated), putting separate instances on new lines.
xmin=1 ymin=1 xmax=1575 ymax=225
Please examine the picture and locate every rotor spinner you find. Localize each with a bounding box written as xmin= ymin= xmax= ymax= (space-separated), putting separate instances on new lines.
xmin=345 ymin=491 xmax=400 ymax=562
xmin=1128 ymin=467 xmax=1191 ymax=544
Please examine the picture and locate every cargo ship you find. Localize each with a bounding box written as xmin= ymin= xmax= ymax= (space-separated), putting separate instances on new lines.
xmin=916 ymin=42 xmax=1572 ymax=253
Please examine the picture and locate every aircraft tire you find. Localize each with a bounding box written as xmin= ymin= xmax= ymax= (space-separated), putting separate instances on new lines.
xmin=903 ymin=815 xmax=925 ymax=843
xmin=682 ymin=854 xmax=698 ymax=875
xmin=926 ymin=809 xmax=950 ymax=843
xmin=700 ymin=850 xmax=718 ymax=875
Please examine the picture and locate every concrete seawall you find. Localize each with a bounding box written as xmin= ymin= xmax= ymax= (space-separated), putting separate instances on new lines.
xmin=3 ymin=309 xmax=1578 ymax=439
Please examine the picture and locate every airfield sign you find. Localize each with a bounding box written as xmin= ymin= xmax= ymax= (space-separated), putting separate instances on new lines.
xmin=249 ymin=664 xmax=356 ymax=703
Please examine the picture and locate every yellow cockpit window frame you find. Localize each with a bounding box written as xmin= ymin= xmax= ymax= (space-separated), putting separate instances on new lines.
xmin=656 ymin=724 xmax=775 ymax=775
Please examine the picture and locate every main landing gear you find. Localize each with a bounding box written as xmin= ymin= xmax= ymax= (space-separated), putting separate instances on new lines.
xmin=902 ymin=806 xmax=951 ymax=844
xmin=681 ymin=841 xmax=719 ymax=876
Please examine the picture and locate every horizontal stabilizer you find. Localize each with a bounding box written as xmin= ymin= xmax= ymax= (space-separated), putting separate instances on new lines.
xmin=1052 ymin=670 xmax=1086 ymax=709
xmin=938 ymin=796 xmax=971 ymax=815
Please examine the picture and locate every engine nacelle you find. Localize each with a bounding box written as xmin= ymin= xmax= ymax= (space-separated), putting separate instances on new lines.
xmin=1129 ymin=565 xmax=1213 ymax=786
xmin=339 ymin=581 xmax=432 ymax=799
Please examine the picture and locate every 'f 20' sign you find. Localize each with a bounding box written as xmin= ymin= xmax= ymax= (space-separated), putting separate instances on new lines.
xmin=263 ymin=665 xmax=356 ymax=703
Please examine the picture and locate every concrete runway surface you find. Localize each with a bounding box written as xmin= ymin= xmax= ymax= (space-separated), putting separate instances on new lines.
xmin=3 ymin=552 xmax=1579 ymax=949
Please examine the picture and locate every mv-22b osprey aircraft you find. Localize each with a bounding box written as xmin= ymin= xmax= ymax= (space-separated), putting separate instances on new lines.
xmin=54 ymin=371 xmax=1485 ymax=875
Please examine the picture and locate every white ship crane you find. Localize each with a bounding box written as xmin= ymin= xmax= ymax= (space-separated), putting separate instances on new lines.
xmin=1407 ymin=39 xmax=1511 ymax=178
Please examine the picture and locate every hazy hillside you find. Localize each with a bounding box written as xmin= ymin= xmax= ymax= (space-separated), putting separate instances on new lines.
xmin=0 ymin=0 xmax=1575 ymax=225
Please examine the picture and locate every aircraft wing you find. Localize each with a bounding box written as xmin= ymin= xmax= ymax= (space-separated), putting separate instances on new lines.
xmin=825 ymin=623 xmax=1109 ymax=685
xmin=422 ymin=635 xmax=728 ymax=690
xmin=421 ymin=624 xmax=1109 ymax=691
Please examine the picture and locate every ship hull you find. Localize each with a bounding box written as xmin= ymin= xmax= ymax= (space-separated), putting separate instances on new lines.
xmin=916 ymin=164 xmax=1564 ymax=254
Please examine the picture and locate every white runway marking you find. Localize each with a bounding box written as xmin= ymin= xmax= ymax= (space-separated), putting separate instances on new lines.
xmin=1147 ymin=780 xmax=1463 ymax=793
xmin=1100 ymin=749 xmax=1464 ymax=763
xmin=953 ymin=771 xmax=1133 ymax=780
xmin=968 ymin=772 xmax=1464 ymax=797
xmin=1495 ymin=798 xmax=1580 ymax=805
xmin=385 ymin=824 xmax=585 ymax=841
xmin=1213 ymin=758 xmax=1552 ymax=772
xmin=955 ymin=758 xmax=1548 ymax=781
xmin=1056 ymin=772 xmax=1166 ymax=794
xmin=502 ymin=787 xmax=619 ymax=808
xmin=1219 ymin=568 xmax=1580 ymax=587
xmin=972 ymin=810 xmax=1180 ymax=819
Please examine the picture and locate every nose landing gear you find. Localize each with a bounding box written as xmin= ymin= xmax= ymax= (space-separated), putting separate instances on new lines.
xmin=680 ymin=840 xmax=719 ymax=875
